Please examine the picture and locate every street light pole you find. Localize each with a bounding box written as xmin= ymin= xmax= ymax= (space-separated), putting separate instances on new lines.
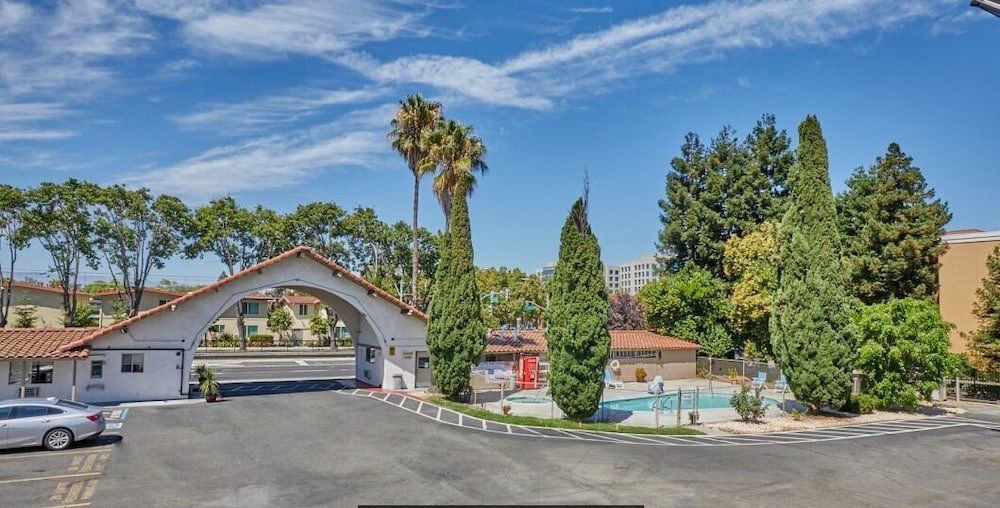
xmin=972 ymin=0 xmax=1000 ymax=17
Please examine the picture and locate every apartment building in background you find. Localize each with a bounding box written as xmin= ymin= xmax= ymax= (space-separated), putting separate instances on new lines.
xmin=605 ymin=254 xmax=661 ymax=296
xmin=938 ymin=229 xmax=1000 ymax=354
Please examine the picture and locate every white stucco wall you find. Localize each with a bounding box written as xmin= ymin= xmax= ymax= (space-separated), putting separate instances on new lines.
xmin=69 ymin=253 xmax=426 ymax=401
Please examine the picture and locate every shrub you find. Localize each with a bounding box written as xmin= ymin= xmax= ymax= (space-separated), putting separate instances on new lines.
xmin=842 ymin=393 xmax=879 ymax=414
xmin=730 ymin=385 xmax=767 ymax=422
xmin=247 ymin=333 xmax=275 ymax=347
xmin=635 ymin=367 xmax=648 ymax=381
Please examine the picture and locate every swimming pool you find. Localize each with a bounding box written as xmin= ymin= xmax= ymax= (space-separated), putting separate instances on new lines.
xmin=600 ymin=392 xmax=779 ymax=412
xmin=505 ymin=395 xmax=552 ymax=404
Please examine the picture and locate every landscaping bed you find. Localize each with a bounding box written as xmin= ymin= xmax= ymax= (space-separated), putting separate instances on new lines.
xmin=707 ymin=408 xmax=932 ymax=434
xmin=425 ymin=396 xmax=703 ymax=435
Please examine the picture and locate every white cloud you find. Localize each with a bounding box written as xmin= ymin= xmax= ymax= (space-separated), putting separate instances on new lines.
xmin=172 ymin=86 xmax=385 ymax=134
xmin=337 ymin=0 xmax=949 ymax=110
xmin=570 ymin=6 xmax=614 ymax=14
xmin=0 ymin=101 xmax=71 ymax=122
xmin=159 ymin=58 xmax=200 ymax=75
xmin=119 ymin=107 xmax=392 ymax=199
xmin=0 ymin=129 xmax=77 ymax=141
xmin=141 ymin=0 xmax=433 ymax=58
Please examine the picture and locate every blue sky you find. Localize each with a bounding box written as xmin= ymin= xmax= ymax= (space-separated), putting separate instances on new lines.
xmin=1 ymin=0 xmax=997 ymax=283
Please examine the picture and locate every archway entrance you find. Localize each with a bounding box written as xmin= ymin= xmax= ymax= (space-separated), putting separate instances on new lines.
xmin=54 ymin=247 xmax=429 ymax=403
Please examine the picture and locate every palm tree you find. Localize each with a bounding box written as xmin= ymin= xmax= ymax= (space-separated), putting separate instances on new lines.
xmin=420 ymin=120 xmax=488 ymax=225
xmin=389 ymin=95 xmax=442 ymax=305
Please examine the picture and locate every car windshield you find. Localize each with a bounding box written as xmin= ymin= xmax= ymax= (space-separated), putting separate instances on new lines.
xmin=54 ymin=399 xmax=90 ymax=410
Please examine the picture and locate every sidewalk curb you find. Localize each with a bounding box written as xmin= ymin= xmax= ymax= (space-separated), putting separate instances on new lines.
xmin=194 ymin=350 xmax=354 ymax=360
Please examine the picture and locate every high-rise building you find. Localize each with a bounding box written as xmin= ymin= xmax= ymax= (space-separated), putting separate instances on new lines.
xmin=604 ymin=254 xmax=660 ymax=295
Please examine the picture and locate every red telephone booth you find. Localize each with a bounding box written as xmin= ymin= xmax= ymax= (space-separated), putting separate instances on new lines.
xmin=518 ymin=355 xmax=539 ymax=389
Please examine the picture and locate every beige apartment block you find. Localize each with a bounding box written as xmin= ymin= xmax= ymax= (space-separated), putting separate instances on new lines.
xmin=938 ymin=229 xmax=1000 ymax=354
xmin=3 ymin=282 xmax=90 ymax=328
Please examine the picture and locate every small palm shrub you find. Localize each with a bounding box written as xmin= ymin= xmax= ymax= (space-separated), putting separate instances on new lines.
xmin=199 ymin=367 xmax=221 ymax=402
xmin=730 ymin=385 xmax=767 ymax=422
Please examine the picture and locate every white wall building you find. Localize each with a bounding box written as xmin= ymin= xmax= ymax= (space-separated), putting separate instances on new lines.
xmin=0 ymin=246 xmax=430 ymax=403
xmin=605 ymin=254 xmax=660 ymax=296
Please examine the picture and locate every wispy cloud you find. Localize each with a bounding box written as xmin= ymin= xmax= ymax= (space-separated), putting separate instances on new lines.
xmin=0 ymin=129 xmax=77 ymax=142
xmin=172 ymin=86 xmax=386 ymax=134
xmin=570 ymin=6 xmax=613 ymax=14
xmin=120 ymin=105 xmax=394 ymax=199
xmin=335 ymin=0 xmax=950 ymax=110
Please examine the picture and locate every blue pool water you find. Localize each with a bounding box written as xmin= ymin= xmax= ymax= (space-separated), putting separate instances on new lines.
xmin=601 ymin=393 xmax=779 ymax=412
xmin=506 ymin=395 xmax=552 ymax=404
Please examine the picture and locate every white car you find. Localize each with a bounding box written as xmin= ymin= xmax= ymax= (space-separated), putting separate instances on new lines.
xmin=0 ymin=398 xmax=106 ymax=451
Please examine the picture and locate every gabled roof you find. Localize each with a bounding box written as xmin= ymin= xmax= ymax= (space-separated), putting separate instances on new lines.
xmin=281 ymin=295 xmax=322 ymax=305
xmin=56 ymin=246 xmax=426 ymax=353
xmin=91 ymin=287 xmax=186 ymax=298
xmin=9 ymin=281 xmax=87 ymax=296
xmin=485 ymin=329 xmax=699 ymax=354
xmin=0 ymin=328 xmax=94 ymax=359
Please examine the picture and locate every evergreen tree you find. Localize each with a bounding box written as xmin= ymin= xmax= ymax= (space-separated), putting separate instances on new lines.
xmin=12 ymin=304 xmax=37 ymax=328
xmin=657 ymin=133 xmax=726 ymax=275
xmin=744 ymin=114 xmax=794 ymax=218
xmin=968 ymin=244 xmax=1000 ymax=371
xmin=770 ymin=116 xmax=858 ymax=412
xmin=547 ymin=197 xmax=611 ymax=421
xmin=837 ymin=143 xmax=951 ymax=303
xmin=425 ymin=182 xmax=485 ymax=399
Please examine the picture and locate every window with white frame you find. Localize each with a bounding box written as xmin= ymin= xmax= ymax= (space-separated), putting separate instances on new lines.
xmin=298 ymin=304 xmax=308 ymax=316
xmin=121 ymin=353 xmax=144 ymax=373
xmin=90 ymin=359 xmax=104 ymax=379
xmin=7 ymin=361 xmax=23 ymax=385
xmin=241 ymin=301 xmax=260 ymax=315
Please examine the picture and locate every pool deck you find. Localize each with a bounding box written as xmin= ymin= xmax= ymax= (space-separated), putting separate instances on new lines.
xmin=492 ymin=378 xmax=797 ymax=426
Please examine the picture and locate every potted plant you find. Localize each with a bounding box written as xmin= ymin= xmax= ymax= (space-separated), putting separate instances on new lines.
xmin=635 ymin=367 xmax=647 ymax=383
xmin=196 ymin=364 xmax=209 ymax=384
xmin=200 ymin=367 xmax=221 ymax=402
xmin=727 ymin=368 xmax=740 ymax=385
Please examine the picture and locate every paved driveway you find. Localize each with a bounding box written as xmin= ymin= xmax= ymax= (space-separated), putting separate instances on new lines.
xmin=2 ymin=390 xmax=998 ymax=507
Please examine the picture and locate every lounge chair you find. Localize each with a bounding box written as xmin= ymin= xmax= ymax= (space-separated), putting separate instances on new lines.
xmin=750 ymin=371 xmax=768 ymax=389
xmin=604 ymin=369 xmax=625 ymax=389
xmin=774 ymin=374 xmax=788 ymax=394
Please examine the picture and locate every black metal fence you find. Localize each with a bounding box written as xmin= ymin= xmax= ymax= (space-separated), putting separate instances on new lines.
xmin=948 ymin=370 xmax=1000 ymax=402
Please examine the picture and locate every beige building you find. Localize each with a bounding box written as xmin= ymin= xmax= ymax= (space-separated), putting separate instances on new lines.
xmin=91 ymin=287 xmax=186 ymax=327
xmin=3 ymin=282 xmax=90 ymax=328
xmin=938 ymin=229 xmax=1000 ymax=353
xmin=605 ymin=254 xmax=660 ymax=295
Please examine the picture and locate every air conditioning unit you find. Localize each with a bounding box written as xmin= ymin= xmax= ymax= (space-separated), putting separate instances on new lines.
xmin=23 ymin=387 xmax=39 ymax=397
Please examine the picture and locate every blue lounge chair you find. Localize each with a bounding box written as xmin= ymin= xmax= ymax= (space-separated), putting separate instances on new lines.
xmin=604 ymin=368 xmax=624 ymax=389
xmin=750 ymin=371 xmax=767 ymax=388
xmin=774 ymin=374 xmax=788 ymax=394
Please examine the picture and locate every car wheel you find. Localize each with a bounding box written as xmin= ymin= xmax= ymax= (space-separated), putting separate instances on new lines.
xmin=44 ymin=428 xmax=74 ymax=451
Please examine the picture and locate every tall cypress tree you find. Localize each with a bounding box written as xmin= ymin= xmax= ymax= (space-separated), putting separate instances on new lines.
xmin=770 ymin=116 xmax=857 ymax=412
xmin=425 ymin=181 xmax=485 ymax=399
xmin=837 ymin=143 xmax=951 ymax=304
xmin=969 ymin=244 xmax=1000 ymax=372
xmin=548 ymin=197 xmax=611 ymax=421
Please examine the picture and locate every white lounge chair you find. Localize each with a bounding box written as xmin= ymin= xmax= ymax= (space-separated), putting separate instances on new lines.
xmin=604 ymin=368 xmax=624 ymax=389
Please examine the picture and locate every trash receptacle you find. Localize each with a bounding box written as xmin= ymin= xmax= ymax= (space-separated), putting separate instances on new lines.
xmin=392 ymin=374 xmax=404 ymax=390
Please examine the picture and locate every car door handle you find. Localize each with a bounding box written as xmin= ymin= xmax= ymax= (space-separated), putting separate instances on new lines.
xmin=41 ymin=419 xmax=51 ymax=423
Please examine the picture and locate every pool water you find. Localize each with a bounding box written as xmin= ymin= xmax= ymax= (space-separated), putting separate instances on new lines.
xmin=601 ymin=393 xmax=779 ymax=412
xmin=506 ymin=395 xmax=552 ymax=404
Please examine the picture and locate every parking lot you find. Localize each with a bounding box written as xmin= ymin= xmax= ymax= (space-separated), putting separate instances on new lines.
xmin=2 ymin=388 xmax=999 ymax=507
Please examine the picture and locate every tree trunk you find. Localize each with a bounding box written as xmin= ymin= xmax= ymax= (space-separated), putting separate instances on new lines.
xmin=237 ymin=307 xmax=247 ymax=351
xmin=411 ymin=173 xmax=420 ymax=306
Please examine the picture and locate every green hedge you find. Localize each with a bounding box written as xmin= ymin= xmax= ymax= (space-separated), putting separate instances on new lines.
xmin=247 ymin=333 xmax=275 ymax=347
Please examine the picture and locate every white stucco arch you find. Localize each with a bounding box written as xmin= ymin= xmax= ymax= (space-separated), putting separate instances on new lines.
xmin=59 ymin=247 xmax=428 ymax=402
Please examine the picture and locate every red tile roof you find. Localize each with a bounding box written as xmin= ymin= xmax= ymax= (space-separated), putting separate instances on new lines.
xmin=945 ymin=228 xmax=984 ymax=234
xmin=57 ymin=246 xmax=427 ymax=353
xmin=486 ymin=329 xmax=698 ymax=354
xmin=10 ymin=281 xmax=85 ymax=296
xmin=92 ymin=287 xmax=186 ymax=298
xmin=281 ymin=295 xmax=321 ymax=305
xmin=0 ymin=328 xmax=93 ymax=359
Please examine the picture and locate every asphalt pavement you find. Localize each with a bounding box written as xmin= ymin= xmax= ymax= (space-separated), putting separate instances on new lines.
xmin=30 ymin=390 xmax=997 ymax=507
xmin=194 ymin=357 xmax=355 ymax=382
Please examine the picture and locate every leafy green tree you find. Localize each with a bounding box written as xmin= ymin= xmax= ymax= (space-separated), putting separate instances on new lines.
xmin=968 ymin=244 xmax=1000 ymax=371
xmin=83 ymin=280 xmax=120 ymax=294
xmin=476 ymin=267 xmax=546 ymax=329
xmin=608 ymin=293 xmax=645 ymax=330
xmin=288 ymin=202 xmax=349 ymax=264
xmin=63 ymin=304 xmax=97 ymax=328
xmin=93 ymin=185 xmax=192 ymax=317
xmin=425 ymin=182 xmax=485 ymax=399
xmin=855 ymin=299 xmax=954 ymax=410
xmin=12 ymin=304 xmax=37 ymax=328
xmin=185 ymin=197 xmax=259 ymax=350
xmin=421 ymin=119 xmax=488 ymax=223
xmin=0 ymin=185 xmax=32 ymax=328
xmin=390 ymin=95 xmax=443 ymax=306
xmin=26 ymin=179 xmax=101 ymax=327
xmin=343 ymin=206 xmax=390 ymax=275
xmin=770 ymin=116 xmax=858 ymax=412
xmin=308 ymin=311 xmax=333 ymax=347
xmin=657 ymin=132 xmax=726 ymax=275
xmin=638 ymin=267 xmax=732 ymax=357
xmin=267 ymin=306 xmax=294 ymax=345
xmin=547 ymin=197 xmax=611 ymax=421
xmin=724 ymin=221 xmax=779 ymax=357
xmin=743 ymin=114 xmax=794 ymax=218
xmin=110 ymin=297 xmax=129 ymax=324
xmin=837 ymin=143 xmax=951 ymax=303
